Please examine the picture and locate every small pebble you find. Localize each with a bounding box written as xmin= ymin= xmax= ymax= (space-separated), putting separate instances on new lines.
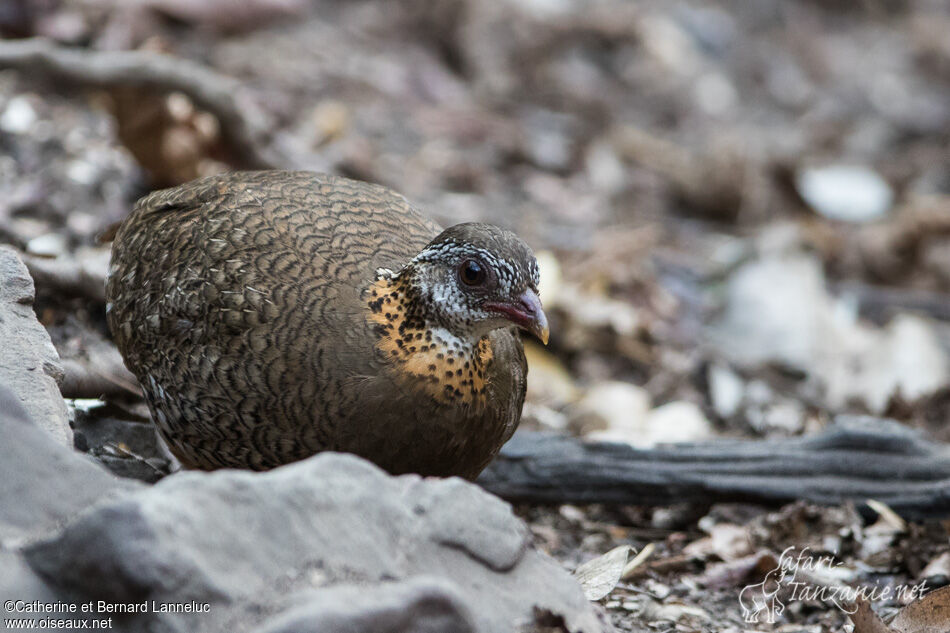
xmin=795 ymin=164 xmax=893 ymax=222
xmin=26 ymin=233 xmax=69 ymax=258
xmin=0 ymin=96 xmax=38 ymax=134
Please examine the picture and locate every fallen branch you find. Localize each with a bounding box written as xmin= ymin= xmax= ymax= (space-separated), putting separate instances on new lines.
xmin=59 ymin=340 xmax=141 ymax=399
xmin=479 ymin=416 xmax=950 ymax=519
xmin=0 ymin=37 xmax=289 ymax=170
xmin=60 ymin=358 xmax=141 ymax=400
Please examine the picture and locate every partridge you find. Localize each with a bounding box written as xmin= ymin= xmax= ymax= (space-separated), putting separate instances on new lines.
xmin=106 ymin=171 xmax=548 ymax=479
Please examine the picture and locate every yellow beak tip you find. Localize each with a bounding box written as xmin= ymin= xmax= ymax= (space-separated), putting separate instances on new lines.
xmin=536 ymin=326 xmax=550 ymax=346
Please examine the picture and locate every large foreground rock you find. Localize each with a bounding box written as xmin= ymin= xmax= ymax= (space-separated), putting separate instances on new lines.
xmin=0 ymin=550 xmax=65 ymax=612
xmin=0 ymin=384 xmax=139 ymax=547
xmin=0 ymin=246 xmax=71 ymax=445
xmin=26 ymin=453 xmax=607 ymax=633
xmin=257 ymin=578 xmax=478 ymax=633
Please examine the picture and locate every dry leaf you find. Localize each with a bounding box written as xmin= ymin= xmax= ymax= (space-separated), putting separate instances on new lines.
xmin=573 ymin=545 xmax=632 ymax=601
xmin=640 ymin=598 xmax=711 ymax=623
xmin=890 ymin=585 xmax=950 ymax=633
xmin=850 ymin=598 xmax=896 ymax=633
xmin=866 ymin=499 xmax=908 ymax=532
xmin=682 ymin=522 xmax=752 ymax=562
xmin=621 ymin=542 xmax=655 ymax=580
xmin=695 ymin=551 xmax=778 ymax=590
xmin=920 ymin=552 xmax=950 ymax=579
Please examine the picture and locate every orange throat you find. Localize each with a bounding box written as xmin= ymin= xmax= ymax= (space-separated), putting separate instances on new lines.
xmin=365 ymin=277 xmax=493 ymax=407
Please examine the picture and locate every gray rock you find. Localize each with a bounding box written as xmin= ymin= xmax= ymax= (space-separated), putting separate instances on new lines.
xmin=0 ymin=550 xmax=70 ymax=613
xmin=0 ymin=245 xmax=71 ymax=445
xmin=26 ymin=453 xmax=605 ymax=633
xmin=72 ymin=401 xmax=172 ymax=483
xmin=0 ymin=549 xmax=90 ymax=632
xmin=258 ymin=578 xmax=477 ymax=633
xmin=0 ymin=384 xmax=138 ymax=547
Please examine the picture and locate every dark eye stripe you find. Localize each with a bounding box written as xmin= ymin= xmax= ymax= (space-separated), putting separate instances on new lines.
xmin=415 ymin=240 xmax=535 ymax=292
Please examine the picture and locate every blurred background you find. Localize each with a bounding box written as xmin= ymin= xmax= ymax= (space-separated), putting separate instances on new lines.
xmin=2 ymin=1 xmax=950 ymax=628
xmin=4 ymin=0 xmax=950 ymax=444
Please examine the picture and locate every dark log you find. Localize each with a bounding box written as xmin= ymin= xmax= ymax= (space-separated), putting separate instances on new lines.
xmin=479 ymin=416 xmax=950 ymax=519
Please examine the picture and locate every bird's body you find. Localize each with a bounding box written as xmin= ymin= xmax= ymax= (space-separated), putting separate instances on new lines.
xmin=106 ymin=171 xmax=545 ymax=479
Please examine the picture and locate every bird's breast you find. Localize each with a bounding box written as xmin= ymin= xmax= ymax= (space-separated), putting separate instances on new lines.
xmin=364 ymin=277 xmax=494 ymax=408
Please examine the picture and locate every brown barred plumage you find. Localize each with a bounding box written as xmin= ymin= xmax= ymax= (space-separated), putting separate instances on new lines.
xmin=106 ymin=171 xmax=532 ymax=479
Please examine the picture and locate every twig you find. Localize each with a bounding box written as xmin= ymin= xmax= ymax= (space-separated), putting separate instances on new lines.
xmin=0 ymin=37 xmax=290 ymax=170
xmin=58 ymin=337 xmax=142 ymax=399
xmin=60 ymin=358 xmax=141 ymax=399
xmin=19 ymin=250 xmax=108 ymax=304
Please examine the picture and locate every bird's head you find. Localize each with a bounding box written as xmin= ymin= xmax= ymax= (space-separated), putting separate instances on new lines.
xmin=398 ymin=223 xmax=549 ymax=345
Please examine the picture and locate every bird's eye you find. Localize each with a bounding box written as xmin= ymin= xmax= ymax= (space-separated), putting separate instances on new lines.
xmin=458 ymin=259 xmax=486 ymax=286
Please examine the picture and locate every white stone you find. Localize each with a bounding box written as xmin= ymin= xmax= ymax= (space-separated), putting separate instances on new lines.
xmin=534 ymin=250 xmax=562 ymax=308
xmin=643 ymin=402 xmax=713 ymax=445
xmin=823 ymin=313 xmax=949 ymax=413
xmin=585 ymin=140 xmax=626 ymax=194
xmin=795 ymin=164 xmax=893 ymax=223
xmin=694 ymin=71 xmax=737 ymax=116
xmin=26 ymin=233 xmax=68 ymax=258
xmin=521 ymin=402 xmax=568 ymax=431
xmin=588 ymin=399 xmax=713 ymax=447
xmin=711 ymin=250 xmax=950 ymax=413
xmin=0 ymin=96 xmax=37 ymax=134
xmin=558 ymin=284 xmax=640 ymax=336
xmin=711 ymin=253 xmax=833 ymax=369
xmin=748 ymin=399 xmax=804 ymax=435
xmin=708 ymin=364 xmax=744 ymax=419
xmin=573 ymin=381 xmax=651 ymax=438
xmin=66 ymin=159 xmax=99 ymax=186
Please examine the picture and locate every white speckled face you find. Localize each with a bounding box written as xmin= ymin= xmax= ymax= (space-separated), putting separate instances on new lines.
xmin=397 ymin=223 xmax=541 ymax=342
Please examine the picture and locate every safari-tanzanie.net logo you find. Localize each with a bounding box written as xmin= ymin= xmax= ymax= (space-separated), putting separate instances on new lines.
xmin=738 ymin=546 xmax=928 ymax=624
